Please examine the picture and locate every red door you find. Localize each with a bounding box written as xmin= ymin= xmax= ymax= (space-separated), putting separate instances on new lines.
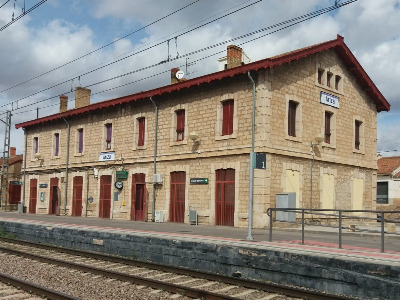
xmin=131 ymin=173 xmax=146 ymax=221
xmin=99 ymin=175 xmax=112 ymax=218
xmin=170 ymin=172 xmax=185 ymax=223
xmin=49 ymin=178 xmax=59 ymax=215
xmin=215 ymin=169 xmax=235 ymax=226
xmin=8 ymin=184 xmax=21 ymax=204
xmin=72 ymin=176 xmax=83 ymax=216
xmin=29 ymin=179 xmax=37 ymax=214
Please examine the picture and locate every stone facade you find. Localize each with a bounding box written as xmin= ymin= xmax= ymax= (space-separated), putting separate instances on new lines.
xmin=16 ymin=36 xmax=389 ymax=228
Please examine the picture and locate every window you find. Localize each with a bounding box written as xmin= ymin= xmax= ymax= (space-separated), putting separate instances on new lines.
xmin=176 ymin=110 xmax=185 ymax=141
xmin=324 ymin=112 xmax=332 ymax=144
xmin=335 ymin=75 xmax=341 ymax=90
xmin=137 ymin=117 xmax=145 ymax=147
xmin=288 ymin=100 xmax=298 ymax=137
xmin=54 ymin=133 xmax=60 ymax=156
xmin=77 ymin=128 xmax=84 ymax=154
xmin=317 ymin=69 xmax=324 ymax=84
xmin=354 ymin=120 xmax=362 ymax=150
xmin=327 ymin=72 xmax=333 ymax=88
xmin=33 ymin=137 xmax=39 ymax=154
xmin=222 ymin=100 xmax=234 ymax=136
xmin=377 ymin=182 xmax=389 ymax=204
xmin=105 ymin=123 xmax=112 ymax=150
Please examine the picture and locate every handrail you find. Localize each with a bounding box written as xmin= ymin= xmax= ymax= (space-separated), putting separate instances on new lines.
xmin=267 ymin=208 xmax=400 ymax=253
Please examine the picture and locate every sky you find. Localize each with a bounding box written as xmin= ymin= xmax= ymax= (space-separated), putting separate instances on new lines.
xmin=0 ymin=0 xmax=399 ymax=156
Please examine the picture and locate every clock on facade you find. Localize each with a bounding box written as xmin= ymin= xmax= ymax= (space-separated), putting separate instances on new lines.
xmin=115 ymin=181 xmax=123 ymax=189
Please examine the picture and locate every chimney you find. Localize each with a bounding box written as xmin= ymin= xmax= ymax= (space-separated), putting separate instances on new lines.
xmin=227 ymin=45 xmax=243 ymax=69
xmin=59 ymin=95 xmax=68 ymax=113
xmin=10 ymin=147 xmax=16 ymax=157
xmin=171 ymin=68 xmax=180 ymax=84
xmin=75 ymin=87 xmax=91 ymax=109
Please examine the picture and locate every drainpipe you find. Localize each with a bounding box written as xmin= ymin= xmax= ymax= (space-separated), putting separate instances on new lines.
xmin=62 ymin=118 xmax=70 ymax=215
xmin=246 ymin=71 xmax=256 ymax=240
xmin=22 ymin=128 xmax=27 ymax=211
xmin=149 ymin=97 xmax=158 ymax=222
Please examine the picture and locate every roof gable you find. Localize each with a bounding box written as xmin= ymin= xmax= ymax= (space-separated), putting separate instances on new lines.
xmin=16 ymin=35 xmax=390 ymax=129
xmin=378 ymin=156 xmax=400 ymax=178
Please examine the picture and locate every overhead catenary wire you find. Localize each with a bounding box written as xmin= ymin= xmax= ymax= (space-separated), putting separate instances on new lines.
xmin=0 ymin=0 xmax=202 ymax=95
xmin=0 ymin=0 xmax=265 ymax=110
xmin=0 ymin=0 xmax=11 ymax=9
xmin=11 ymin=0 xmax=358 ymax=118
xmin=0 ymin=0 xmax=47 ymax=32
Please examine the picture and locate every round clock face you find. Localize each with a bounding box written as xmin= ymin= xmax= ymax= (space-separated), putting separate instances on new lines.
xmin=115 ymin=181 xmax=123 ymax=189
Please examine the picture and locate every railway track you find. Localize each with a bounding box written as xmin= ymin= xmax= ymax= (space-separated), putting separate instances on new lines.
xmin=0 ymin=272 xmax=80 ymax=300
xmin=0 ymin=237 xmax=353 ymax=300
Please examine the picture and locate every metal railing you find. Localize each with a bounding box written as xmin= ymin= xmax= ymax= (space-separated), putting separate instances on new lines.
xmin=266 ymin=208 xmax=400 ymax=253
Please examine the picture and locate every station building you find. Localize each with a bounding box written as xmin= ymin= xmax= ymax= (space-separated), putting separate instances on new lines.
xmin=15 ymin=35 xmax=390 ymax=228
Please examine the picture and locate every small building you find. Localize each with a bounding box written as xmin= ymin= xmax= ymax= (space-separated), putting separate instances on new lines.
xmin=377 ymin=156 xmax=400 ymax=214
xmin=15 ymin=35 xmax=390 ymax=227
xmin=0 ymin=147 xmax=23 ymax=209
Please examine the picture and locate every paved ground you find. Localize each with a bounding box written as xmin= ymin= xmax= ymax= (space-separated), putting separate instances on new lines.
xmin=1 ymin=211 xmax=398 ymax=253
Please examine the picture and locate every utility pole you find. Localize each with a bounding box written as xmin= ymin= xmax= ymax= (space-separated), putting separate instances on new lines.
xmin=0 ymin=111 xmax=12 ymax=209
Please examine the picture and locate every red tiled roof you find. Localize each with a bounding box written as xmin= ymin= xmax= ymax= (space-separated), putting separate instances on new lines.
xmin=377 ymin=156 xmax=400 ymax=178
xmin=0 ymin=155 xmax=23 ymax=166
xmin=15 ymin=35 xmax=390 ymax=129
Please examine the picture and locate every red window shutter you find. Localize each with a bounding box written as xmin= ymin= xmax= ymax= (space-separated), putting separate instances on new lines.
xmin=355 ymin=120 xmax=361 ymax=149
xmin=222 ymin=100 xmax=234 ymax=136
xmin=138 ymin=118 xmax=145 ymax=146
xmin=288 ymin=101 xmax=297 ymax=137
xmin=176 ymin=110 xmax=185 ymax=141
xmin=106 ymin=123 xmax=112 ymax=149
xmin=324 ymin=112 xmax=331 ymax=144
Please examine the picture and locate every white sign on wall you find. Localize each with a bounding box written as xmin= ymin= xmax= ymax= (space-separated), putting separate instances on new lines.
xmin=320 ymin=91 xmax=339 ymax=108
xmin=99 ymin=152 xmax=115 ymax=162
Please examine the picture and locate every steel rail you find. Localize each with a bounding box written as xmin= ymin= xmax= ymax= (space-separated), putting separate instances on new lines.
xmin=0 ymin=271 xmax=81 ymax=300
xmin=0 ymin=245 xmax=237 ymax=300
xmin=0 ymin=237 xmax=353 ymax=300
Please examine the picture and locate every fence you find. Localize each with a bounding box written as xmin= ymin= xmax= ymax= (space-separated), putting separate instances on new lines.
xmin=266 ymin=208 xmax=400 ymax=253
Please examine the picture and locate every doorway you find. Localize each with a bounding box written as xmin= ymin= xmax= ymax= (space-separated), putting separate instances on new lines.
xmin=169 ymin=171 xmax=186 ymax=223
xmin=131 ymin=173 xmax=146 ymax=221
xmin=99 ymin=175 xmax=112 ymax=218
xmin=215 ymin=169 xmax=235 ymax=226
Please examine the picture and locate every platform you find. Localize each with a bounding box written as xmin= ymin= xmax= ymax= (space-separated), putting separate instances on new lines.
xmin=0 ymin=211 xmax=399 ymax=299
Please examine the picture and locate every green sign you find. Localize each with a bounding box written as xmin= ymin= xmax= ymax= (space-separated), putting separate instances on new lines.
xmin=190 ymin=178 xmax=209 ymax=185
xmin=255 ymin=153 xmax=266 ymax=169
xmin=116 ymin=170 xmax=128 ymax=179
xmin=39 ymin=184 xmax=48 ymax=188
xmin=10 ymin=181 xmax=22 ymax=185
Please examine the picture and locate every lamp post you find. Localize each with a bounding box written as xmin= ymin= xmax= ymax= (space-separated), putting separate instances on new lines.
xmin=310 ymin=135 xmax=324 ymax=212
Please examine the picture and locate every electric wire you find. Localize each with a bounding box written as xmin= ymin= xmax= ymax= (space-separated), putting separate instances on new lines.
xmin=0 ymin=0 xmax=201 ymax=95
xmin=0 ymin=0 xmax=265 ymax=110
xmin=13 ymin=0 xmax=256 ymax=99
xmin=0 ymin=0 xmax=47 ymax=32
xmin=0 ymin=0 xmax=10 ymax=9
xmin=9 ymin=0 xmax=358 ymax=115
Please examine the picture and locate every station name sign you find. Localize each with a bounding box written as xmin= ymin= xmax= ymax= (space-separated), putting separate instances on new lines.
xmin=99 ymin=151 xmax=115 ymax=162
xmin=190 ymin=178 xmax=209 ymax=185
xmin=320 ymin=91 xmax=339 ymax=109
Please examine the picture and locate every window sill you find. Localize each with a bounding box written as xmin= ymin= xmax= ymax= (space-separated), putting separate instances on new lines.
xmin=322 ymin=142 xmax=336 ymax=149
xmin=133 ymin=145 xmax=147 ymax=151
xmin=315 ymin=83 xmax=343 ymax=95
xmin=285 ymin=135 xmax=302 ymax=143
xmin=215 ymin=133 xmax=237 ymax=141
xmin=170 ymin=140 xmax=187 ymax=147
xmin=353 ymin=148 xmax=365 ymax=155
xmin=74 ymin=153 xmax=84 ymax=157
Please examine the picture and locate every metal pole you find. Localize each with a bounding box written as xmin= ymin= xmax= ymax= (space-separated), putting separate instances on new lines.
xmin=301 ymin=209 xmax=305 ymax=245
xmin=269 ymin=209 xmax=273 ymax=242
xmin=338 ymin=210 xmax=342 ymax=249
xmin=310 ymin=142 xmax=313 ymax=212
xmin=62 ymin=118 xmax=70 ymax=215
xmin=380 ymin=212 xmax=385 ymax=253
xmin=149 ymin=97 xmax=158 ymax=222
xmin=246 ymin=71 xmax=256 ymax=240
xmin=22 ymin=128 xmax=27 ymax=212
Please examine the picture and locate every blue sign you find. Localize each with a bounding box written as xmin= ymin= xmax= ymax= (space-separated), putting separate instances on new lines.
xmin=320 ymin=91 xmax=339 ymax=108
